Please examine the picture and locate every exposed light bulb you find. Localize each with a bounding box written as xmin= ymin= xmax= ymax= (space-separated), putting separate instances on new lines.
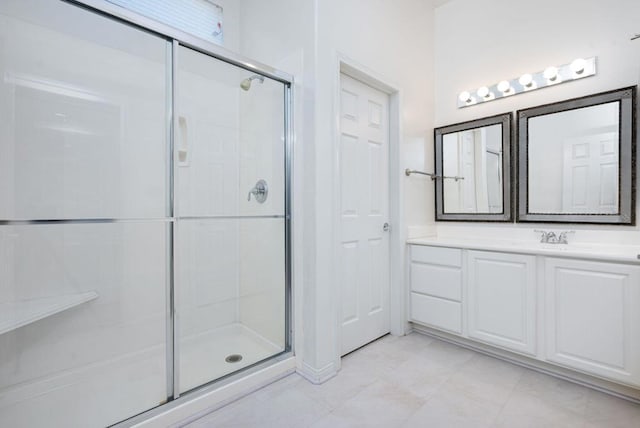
xmin=519 ymin=73 xmax=533 ymax=87
xmin=458 ymin=91 xmax=472 ymax=103
xmin=570 ymin=58 xmax=586 ymax=74
xmin=477 ymin=86 xmax=490 ymax=98
xmin=543 ymin=66 xmax=559 ymax=81
xmin=497 ymin=80 xmax=511 ymax=94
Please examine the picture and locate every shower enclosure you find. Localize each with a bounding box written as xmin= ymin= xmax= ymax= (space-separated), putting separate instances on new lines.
xmin=0 ymin=1 xmax=292 ymax=426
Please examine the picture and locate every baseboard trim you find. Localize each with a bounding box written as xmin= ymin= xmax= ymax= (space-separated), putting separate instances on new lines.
xmin=412 ymin=324 xmax=640 ymax=404
xmin=296 ymin=361 xmax=338 ymax=385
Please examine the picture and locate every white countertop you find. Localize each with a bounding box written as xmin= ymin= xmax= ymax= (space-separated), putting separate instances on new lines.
xmin=407 ymin=236 xmax=640 ymax=264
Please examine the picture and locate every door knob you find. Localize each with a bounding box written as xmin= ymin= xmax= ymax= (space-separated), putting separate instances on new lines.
xmin=383 ymin=222 xmax=390 ymax=232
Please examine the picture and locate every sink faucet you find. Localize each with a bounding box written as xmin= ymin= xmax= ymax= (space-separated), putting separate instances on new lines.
xmin=535 ymin=230 xmax=574 ymax=244
xmin=535 ymin=230 xmax=555 ymax=243
xmin=557 ymin=231 xmax=574 ymax=244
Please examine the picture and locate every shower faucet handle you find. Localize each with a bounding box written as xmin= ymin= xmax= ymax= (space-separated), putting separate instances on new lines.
xmin=248 ymin=179 xmax=268 ymax=203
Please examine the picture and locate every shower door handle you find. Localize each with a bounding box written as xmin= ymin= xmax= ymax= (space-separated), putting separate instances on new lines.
xmin=177 ymin=116 xmax=189 ymax=166
xmin=248 ymin=179 xmax=268 ymax=203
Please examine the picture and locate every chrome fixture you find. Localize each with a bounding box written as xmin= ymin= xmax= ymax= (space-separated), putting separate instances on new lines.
xmin=247 ymin=179 xmax=268 ymax=203
xmin=382 ymin=222 xmax=390 ymax=232
xmin=405 ymin=168 xmax=464 ymax=181
xmin=405 ymin=168 xmax=438 ymax=180
xmin=457 ymin=57 xmax=597 ymax=108
xmin=535 ymin=229 xmax=574 ymax=244
xmin=240 ymin=74 xmax=265 ymax=91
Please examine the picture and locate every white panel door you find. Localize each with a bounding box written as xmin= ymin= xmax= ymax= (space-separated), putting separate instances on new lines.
xmin=339 ymin=74 xmax=390 ymax=355
xmin=545 ymin=258 xmax=640 ymax=387
xmin=467 ymin=251 xmax=537 ymax=356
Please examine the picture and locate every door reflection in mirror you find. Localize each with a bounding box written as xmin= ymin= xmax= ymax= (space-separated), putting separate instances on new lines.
xmin=434 ymin=112 xmax=512 ymax=222
xmin=442 ymin=124 xmax=503 ymax=214
xmin=528 ymin=102 xmax=619 ymax=214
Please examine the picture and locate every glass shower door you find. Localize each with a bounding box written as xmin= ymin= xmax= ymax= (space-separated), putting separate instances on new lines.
xmin=175 ymin=46 xmax=288 ymax=393
xmin=0 ymin=1 xmax=170 ymax=426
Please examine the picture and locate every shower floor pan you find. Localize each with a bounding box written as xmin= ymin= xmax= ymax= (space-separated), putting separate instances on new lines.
xmin=0 ymin=324 xmax=281 ymax=426
xmin=179 ymin=323 xmax=283 ymax=393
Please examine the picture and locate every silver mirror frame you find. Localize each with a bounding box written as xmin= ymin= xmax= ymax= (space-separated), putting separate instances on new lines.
xmin=517 ymin=86 xmax=636 ymax=225
xmin=435 ymin=112 xmax=513 ymax=222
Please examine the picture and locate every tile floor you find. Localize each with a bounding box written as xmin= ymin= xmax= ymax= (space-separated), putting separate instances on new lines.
xmin=186 ymin=333 xmax=640 ymax=427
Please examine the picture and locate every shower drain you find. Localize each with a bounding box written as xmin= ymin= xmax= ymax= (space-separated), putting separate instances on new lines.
xmin=225 ymin=354 xmax=243 ymax=363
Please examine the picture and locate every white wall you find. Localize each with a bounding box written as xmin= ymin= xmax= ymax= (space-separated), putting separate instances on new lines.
xmin=434 ymin=0 xmax=640 ymax=242
xmin=311 ymin=0 xmax=435 ymax=378
xmin=235 ymin=0 xmax=436 ymax=381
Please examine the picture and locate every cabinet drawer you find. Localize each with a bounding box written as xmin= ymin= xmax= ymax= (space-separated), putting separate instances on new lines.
xmin=411 ymin=245 xmax=461 ymax=267
xmin=411 ymin=263 xmax=461 ymax=301
xmin=410 ymin=292 xmax=462 ymax=334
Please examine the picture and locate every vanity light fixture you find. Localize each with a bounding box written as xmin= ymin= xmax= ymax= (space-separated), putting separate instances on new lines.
xmin=457 ymin=57 xmax=597 ymax=108
xmin=497 ymin=80 xmax=512 ymax=95
xmin=518 ymin=73 xmax=536 ymax=90
xmin=476 ymin=86 xmax=495 ymax=101
xmin=458 ymin=90 xmax=475 ymax=106
xmin=570 ymin=58 xmax=587 ymax=74
xmin=543 ymin=66 xmax=561 ymax=84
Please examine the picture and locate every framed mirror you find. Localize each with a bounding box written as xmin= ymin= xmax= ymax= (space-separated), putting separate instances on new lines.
xmin=517 ymin=86 xmax=636 ymax=224
xmin=435 ymin=113 xmax=512 ymax=221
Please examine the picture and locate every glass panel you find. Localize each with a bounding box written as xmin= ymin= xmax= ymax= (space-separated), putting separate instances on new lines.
xmin=176 ymin=218 xmax=285 ymax=393
xmin=176 ymin=46 xmax=287 ymax=393
xmin=176 ymin=46 xmax=285 ymax=218
xmin=527 ymin=102 xmax=620 ymax=214
xmin=0 ymin=2 xmax=169 ymax=427
xmin=0 ymin=0 xmax=168 ymax=220
xmin=0 ymin=223 xmax=167 ymax=427
xmin=442 ymin=124 xmax=503 ymax=214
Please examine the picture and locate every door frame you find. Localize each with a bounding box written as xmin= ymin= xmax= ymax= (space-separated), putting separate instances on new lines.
xmin=332 ymin=54 xmax=406 ymax=368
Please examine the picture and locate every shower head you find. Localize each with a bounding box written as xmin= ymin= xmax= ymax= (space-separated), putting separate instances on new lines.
xmin=240 ymin=74 xmax=265 ymax=91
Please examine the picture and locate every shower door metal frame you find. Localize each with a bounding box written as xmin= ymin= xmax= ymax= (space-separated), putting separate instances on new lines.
xmin=61 ymin=0 xmax=295 ymax=422
xmin=168 ymin=42 xmax=293 ymax=401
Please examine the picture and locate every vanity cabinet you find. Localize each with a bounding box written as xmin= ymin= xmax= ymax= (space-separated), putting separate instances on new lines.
xmin=408 ymin=243 xmax=640 ymax=389
xmin=545 ymin=257 xmax=640 ymax=387
xmin=467 ymin=251 xmax=537 ymax=356
xmin=409 ymin=246 xmax=462 ymax=334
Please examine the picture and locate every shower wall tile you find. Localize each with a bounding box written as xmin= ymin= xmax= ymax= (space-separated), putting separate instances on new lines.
xmin=176 ymin=219 xmax=240 ymax=338
xmin=238 ymin=82 xmax=286 ymax=217
xmin=240 ymin=291 xmax=286 ymax=349
xmin=176 ymin=46 xmax=241 ymax=218
xmin=0 ymin=10 xmax=168 ymax=220
xmin=239 ymin=219 xmax=286 ymax=347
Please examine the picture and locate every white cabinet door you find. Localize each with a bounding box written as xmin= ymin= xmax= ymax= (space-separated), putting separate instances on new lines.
xmin=467 ymin=251 xmax=537 ymax=355
xmin=545 ymin=258 xmax=640 ymax=387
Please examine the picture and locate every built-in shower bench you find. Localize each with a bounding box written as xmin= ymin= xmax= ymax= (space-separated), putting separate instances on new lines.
xmin=0 ymin=291 xmax=98 ymax=336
